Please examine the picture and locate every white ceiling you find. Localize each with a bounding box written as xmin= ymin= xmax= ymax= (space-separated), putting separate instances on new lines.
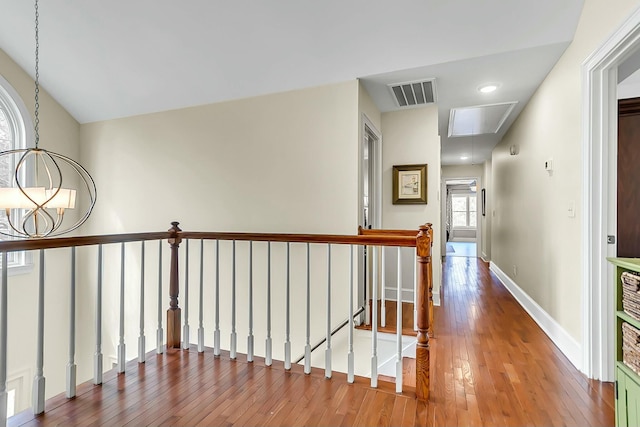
xmin=0 ymin=1 xmax=584 ymax=165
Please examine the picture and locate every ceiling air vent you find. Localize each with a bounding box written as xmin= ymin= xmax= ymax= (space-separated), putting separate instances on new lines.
xmin=388 ymin=79 xmax=437 ymax=108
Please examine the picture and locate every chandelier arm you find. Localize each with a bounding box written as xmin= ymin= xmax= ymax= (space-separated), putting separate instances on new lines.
xmin=39 ymin=151 xmax=56 ymax=193
xmin=48 ymin=151 xmax=97 ymax=227
xmin=50 ymin=210 xmax=64 ymax=234
xmin=21 ymin=206 xmax=55 ymax=238
xmin=4 ymin=209 xmax=27 ymax=238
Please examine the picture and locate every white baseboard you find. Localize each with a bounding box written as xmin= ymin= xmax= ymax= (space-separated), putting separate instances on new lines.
xmin=489 ymin=262 xmax=582 ymax=372
xmin=433 ymin=289 xmax=441 ymax=306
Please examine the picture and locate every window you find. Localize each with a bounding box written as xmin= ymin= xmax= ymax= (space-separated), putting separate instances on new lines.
xmin=0 ymin=76 xmax=31 ymax=271
xmin=451 ymin=194 xmax=477 ymax=228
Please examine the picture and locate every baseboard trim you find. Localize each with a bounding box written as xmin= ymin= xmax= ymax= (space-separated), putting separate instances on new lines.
xmin=489 ymin=261 xmax=582 ymax=371
xmin=433 ymin=290 xmax=441 ymax=307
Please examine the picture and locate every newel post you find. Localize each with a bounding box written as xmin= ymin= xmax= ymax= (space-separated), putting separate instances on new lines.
xmin=167 ymin=222 xmax=182 ymax=349
xmin=415 ymin=224 xmax=431 ymax=401
xmin=426 ymin=223 xmax=434 ymax=338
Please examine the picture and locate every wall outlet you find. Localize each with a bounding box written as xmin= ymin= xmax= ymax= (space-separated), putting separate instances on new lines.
xmin=545 ymin=159 xmax=553 ymax=171
xmin=568 ymin=200 xmax=576 ymax=218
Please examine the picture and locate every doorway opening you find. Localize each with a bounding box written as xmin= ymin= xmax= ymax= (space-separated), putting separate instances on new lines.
xmin=359 ymin=115 xmax=382 ymax=325
xmin=443 ymin=178 xmax=480 ymax=258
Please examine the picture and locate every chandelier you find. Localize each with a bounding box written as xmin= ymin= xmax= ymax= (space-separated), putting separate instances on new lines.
xmin=0 ymin=0 xmax=96 ymax=238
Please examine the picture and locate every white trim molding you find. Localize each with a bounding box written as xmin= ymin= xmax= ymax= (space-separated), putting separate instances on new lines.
xmin=490 ymin=262 xmax=582 ymax=371
xmin=433 ymin=288 xmax=441 ymax=307
xmin=582 ymin=4 xmax=640 ymax=382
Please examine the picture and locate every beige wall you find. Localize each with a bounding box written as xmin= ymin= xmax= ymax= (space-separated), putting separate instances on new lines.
xmin=81 ymin=80 xmax=360 ymax=235
xmin=80 ymin=80 xmax=362 ymax=371
xmin=491 ymin=0 xmax=638 ymax=343
xmin=381 ymin=106 xmax=442 ymax=301
xmin=0 ymin=48 xmax=84 ymax=412
xmin=358 ymin=80 xmax=381 ymax=133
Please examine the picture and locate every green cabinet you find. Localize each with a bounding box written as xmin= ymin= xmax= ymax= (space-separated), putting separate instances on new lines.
xmin=609 ymin=257 xmax=640 ymax=427
xmin=617 ymin=364 xmax=640 ymax=426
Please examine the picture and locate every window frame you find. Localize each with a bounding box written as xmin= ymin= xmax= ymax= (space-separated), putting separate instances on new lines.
xmin=0 ymin=74 xmax=34 ymax=274
xmin=451 ymin=192 xmax=478 ymax=229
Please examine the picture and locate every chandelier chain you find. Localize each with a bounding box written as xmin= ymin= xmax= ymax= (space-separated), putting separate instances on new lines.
xmin=34 ymin=0 xmax=40 ymax=148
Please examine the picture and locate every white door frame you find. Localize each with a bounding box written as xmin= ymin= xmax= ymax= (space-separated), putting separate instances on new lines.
xmin=583 ymin=5 xmax=640 ymax=381
xmin=358 ymin=113 xmax=382 ymax=324
xmin=441 ymin=176 xmax=482 ymax=258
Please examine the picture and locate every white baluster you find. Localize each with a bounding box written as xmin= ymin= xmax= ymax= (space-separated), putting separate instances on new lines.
xmin=304 ymin=243 xmax=311 ymax=374
xmin=118 ymin=243 xmax=126 ymax=374
xmin=265 ymin=242 xmax=272 ymax=366
xmin=66 ymin=247 xmax=77 ymax=398
xmin=94 ymin=245 xmax=104 ymax=383
xmin=198 ymin=239 xmax=205 ymax=353
xmin=396 ymin=246 xmax=403 ymax=393
xmin=381 ymin=247 xmax=386 ymax=328
xmin=214 ymin=240 xmax=220 ymax=356
xmin=325 ymin=244 xmax=332 ymax=378
xmin=284 ymin=242 xmax=291 ymax=370
xmin=33 ymin=249 xmax=45 ymax=414
xmin=138 ymin=242 xmax=146 ymax=363
xmin=347 ymin=245 xmax=355 ymax=384
xmin=156 ymin=241 xmax=164 ymax=355
xmin=230 ymin=240 xmax=237 ymax=359
xmin=247 ymin=241 xmax=254 ymax=363
xmin=0 ymin=252 xmax=9 ymax=426
xmin=371 ymin=246 xmax=378 ymax=388
xmin=365 ymin=246 xmax=370 ymax=326
xmin=182 ymin=239 xmax=190 ymax=350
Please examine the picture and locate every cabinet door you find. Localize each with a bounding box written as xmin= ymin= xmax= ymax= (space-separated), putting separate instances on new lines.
xmin=618 ymin=366 xmax=640 ymax=426
xmin=618 ymin=367 xmax=628 ymax=426
xmin=627 ymin=374 xmax=640 ymax=426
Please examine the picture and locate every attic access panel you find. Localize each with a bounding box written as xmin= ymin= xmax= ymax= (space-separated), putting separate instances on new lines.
xmin=448 ymin=101 xmax=517 ymax=137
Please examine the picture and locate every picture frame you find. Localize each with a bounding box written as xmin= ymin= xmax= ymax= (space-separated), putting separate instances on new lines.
xmin=481 ymin=188 xmax=486 ymax=216
xmin=392 ymin=164 xmax=427 ymax=204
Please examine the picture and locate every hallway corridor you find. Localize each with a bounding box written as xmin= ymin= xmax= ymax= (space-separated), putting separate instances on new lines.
xmin=429 ymin=257 xmax=613 ymax=426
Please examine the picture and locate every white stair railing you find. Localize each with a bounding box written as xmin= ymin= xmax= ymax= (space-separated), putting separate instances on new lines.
xmin=0 ymin=223 xmax=431 ymax=426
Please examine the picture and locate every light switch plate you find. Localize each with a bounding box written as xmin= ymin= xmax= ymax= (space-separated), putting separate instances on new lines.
xmin=568 ymin=200 xmax=575 ymax=218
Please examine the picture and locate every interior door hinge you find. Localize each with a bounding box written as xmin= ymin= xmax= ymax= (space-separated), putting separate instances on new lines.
xmin=615 ymin=380 xmax=618 ymax=400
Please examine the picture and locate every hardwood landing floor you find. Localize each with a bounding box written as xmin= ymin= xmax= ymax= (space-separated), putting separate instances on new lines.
xmin=9 ymin=257 xmax=614 ymax=427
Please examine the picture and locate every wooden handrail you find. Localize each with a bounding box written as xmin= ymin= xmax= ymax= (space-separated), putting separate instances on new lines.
xmin=0 ymin=231 xmax=172 ymax=253
xmin=0 ymin=229 xmax=416 ymax=254
xmin=181 ymin=231 xmax=416 ymax=247
xmin=357 ymin=226 xmax=419 ymax=237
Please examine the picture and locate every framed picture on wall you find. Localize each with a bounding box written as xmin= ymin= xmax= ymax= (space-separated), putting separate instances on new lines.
xmin=392 ymin=164 xmax=427 ymax=204
xmin=481 ymin=188 xmax=486 ymax=216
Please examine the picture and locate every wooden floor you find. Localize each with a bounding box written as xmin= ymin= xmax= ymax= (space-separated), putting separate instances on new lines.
xmin=9 ymin=257 xmax=614 ymax=427
xmin=357 ymin=300 xmax=417 ymax=336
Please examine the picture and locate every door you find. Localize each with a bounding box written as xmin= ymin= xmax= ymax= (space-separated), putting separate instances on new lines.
xmin=617 ymin=98 xmax=640 ymax=257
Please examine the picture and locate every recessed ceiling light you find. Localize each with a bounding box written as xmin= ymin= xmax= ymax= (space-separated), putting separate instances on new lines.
xmin=460 ymin=156 xmax=469 ymax=160
xmin=478 ymin=84 xmax=499 ymax=93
